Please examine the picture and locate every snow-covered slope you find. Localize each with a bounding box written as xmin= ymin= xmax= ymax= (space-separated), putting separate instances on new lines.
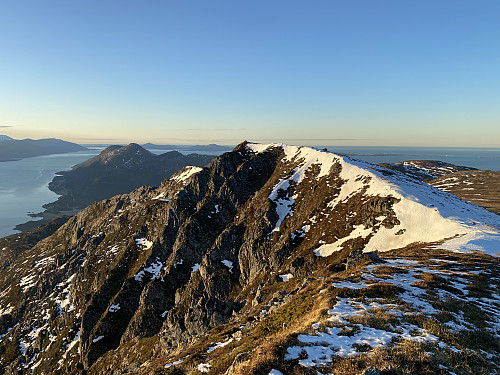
xmin=247 ymin=143 xmax=500 ymax=256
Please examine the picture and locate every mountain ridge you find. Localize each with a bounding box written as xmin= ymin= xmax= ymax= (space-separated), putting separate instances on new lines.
xmin=0 ymin=142 xmax=498 ymax=374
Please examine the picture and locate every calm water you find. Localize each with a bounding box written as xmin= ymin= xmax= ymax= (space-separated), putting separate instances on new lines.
xmin=0 ymin=145 xmax=498 ymax=238
xmin=0 ymin=150 xmax=100 ymax=238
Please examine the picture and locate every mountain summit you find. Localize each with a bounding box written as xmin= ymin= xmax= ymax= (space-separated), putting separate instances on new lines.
xmin=0 ymin=142 xmax=499 ymax=374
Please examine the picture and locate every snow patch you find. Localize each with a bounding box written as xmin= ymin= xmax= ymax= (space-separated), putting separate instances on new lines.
xmin=314 ymin=225 xmax=372 ymax=257
xmin=221 ymin=260 xmax=233 ymax=273
xmin=135 ymin=238 xmax=153 ymax=250
xmin=171 ymin=166 xmax=203 ymax=183
xmin=279 ymin=273 xmax=294 ymax=282
xmin=134 ymin=258 xmax=163 ymax=281
xmin=152 ymin=192 xmax=166 ymax=200
xmin=207 ymin=338 xmax=233 ymax=353
xmin=197 ymin=363 xmax=211 ymax=372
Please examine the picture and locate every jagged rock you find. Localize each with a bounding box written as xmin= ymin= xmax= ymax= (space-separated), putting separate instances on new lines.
xmin=0 ymin=314 xmax=13 ymax=335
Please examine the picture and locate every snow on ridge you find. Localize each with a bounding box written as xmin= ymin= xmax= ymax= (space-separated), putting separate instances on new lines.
xmin=171 ymin=166 xmax=203 ymax=183
xmin=247 ymin=143 xmax=500 ymax=256
xmin=221 ymin=260 xmax=233 ymax=273
xmin=134 ymin=258 xmax=164 ymax=282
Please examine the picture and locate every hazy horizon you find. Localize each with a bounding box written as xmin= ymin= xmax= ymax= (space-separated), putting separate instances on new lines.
xmin=3 ymin=134 xmax=500 ymax=149
xmin=1 ymin=1 xmax=499 ymax=147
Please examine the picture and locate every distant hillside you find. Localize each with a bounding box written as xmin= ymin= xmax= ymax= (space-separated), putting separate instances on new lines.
xmin=15 ymin=143 xmax=215 ymax=231
xmin=428 ymin=170 xmax=500 ymax=215
xmin=378 ymin=159 xmax=477 ymax=180
xmin=0 ymin=136 xmax=87 ymax=161
xmin=378 ymin=160 xmax=500 ymax=215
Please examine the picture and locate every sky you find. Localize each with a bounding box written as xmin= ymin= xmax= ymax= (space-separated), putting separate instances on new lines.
xmin=0 ymin=0 xmax=499 ymax=147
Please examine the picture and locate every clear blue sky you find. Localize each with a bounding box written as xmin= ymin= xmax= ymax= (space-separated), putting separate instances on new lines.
xmin=0 ymin=0 xmax=499 ymax=146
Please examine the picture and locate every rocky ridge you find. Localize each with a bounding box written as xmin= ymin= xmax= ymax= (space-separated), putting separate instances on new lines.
xmin=0 ymin=142 xmax=499 ymax=374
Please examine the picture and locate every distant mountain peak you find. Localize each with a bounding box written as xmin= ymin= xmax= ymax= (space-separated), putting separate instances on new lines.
xmin=0 ymin=135 xmax=13 ymax=141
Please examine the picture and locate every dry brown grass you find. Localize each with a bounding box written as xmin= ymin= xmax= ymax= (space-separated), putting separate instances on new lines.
xmin=230 ymin=281 xmax=331 ymax=375
xmin=321 ymin=339 xmax=495 ymax=375
xmin=372 ymin=265 xmax=409 ymax=278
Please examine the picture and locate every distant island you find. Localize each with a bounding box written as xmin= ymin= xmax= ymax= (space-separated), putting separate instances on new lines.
xmin=0 ymin=135 xmax=87 ymax=161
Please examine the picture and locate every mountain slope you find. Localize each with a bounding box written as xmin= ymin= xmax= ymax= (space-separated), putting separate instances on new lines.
xmin=48 ymin=144 xmax=214 ymax=206
xmin=0 ymin=142 xmax=499 ymax=374
xmin=378 ymin=160 xmax=500 ymax=216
